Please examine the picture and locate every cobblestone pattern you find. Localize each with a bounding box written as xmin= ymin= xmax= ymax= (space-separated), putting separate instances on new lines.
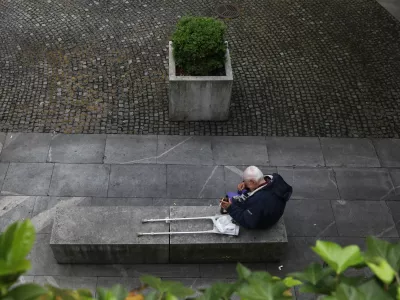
xmin=0 ymin=0 xmax=400 ymax=137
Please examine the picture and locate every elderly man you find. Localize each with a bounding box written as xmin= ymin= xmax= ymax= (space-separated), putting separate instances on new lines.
xmin=220 ymin=166 xmax=292 ymax=229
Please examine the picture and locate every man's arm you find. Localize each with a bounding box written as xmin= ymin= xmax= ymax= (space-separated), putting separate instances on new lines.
xmin=226 ymin=201 xmax=262 ymax=229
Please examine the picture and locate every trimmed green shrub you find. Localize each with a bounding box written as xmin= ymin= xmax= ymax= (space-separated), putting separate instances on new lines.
xmin=171 ymin=16 xmax=227 ymax=76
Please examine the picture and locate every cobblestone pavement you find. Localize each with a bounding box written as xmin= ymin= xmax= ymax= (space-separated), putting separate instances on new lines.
xmin=1 ymin=0 xmax=400 ymax=137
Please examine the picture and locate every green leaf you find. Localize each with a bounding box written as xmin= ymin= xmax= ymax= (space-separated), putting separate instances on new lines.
xmin=165 ymin=292 xmax=178 ymax=300
xmin=299 ymin=283 xmax=326 ymax=294
xmin=247 ymin=271 xmax=274 ymax=282
xmin=46 ymin=285 xmax=79 ymax=300
xmin=95 ymin=285 xmax=127 ymax=300
xmin=140 ymin=276 xmax=193 ymax=297
xmin=109 ymin=284 xmax=128 ymax=300
xmin=312 ymin=240 xmax=364 ymax=274
xmin=357 ymin=279 xmax=393 ymax=300
xmin=237 ymin=280 xmax=291 ymax=300
xmin=0 ymin=220 xmax=36 ymax=264
xmin=96 ymin=288 xmax=109 ymax=300
xmin=140 ymin=275 xmax=162 ymax=291
xmin=236 ymin=263 xmax=252 ymax=280
xmin=366 ymin=236 xmax=400 ymax=271
xmin=335 ymin=283 xmax=364 ymax=300
xmin=290 ymin=262 xmax=334 ymax=285
xmin=321 ymin=296 xmax=338 ymax=300
xmin=144 ymin=291 xmax=158 ymax=300
xmin=298 ymin=273 xmax=337 ymax=295
xmin=283 ymin=277 xmax=302 ymax=288
xmin=5 ymin=283 xmax=48 ymax=300
xmin=339 ymin=274 xmax=367 ymax=286
xmin=0 ymin=259 xmax=31 ymax=276
xmin=77 ymin=288 xmax=93 ymax=298
xmin=397 ymin=286 xmax=400 ymax=300
xmin=366 ymin=257 xmax=396 ymax=284
xmin=159 ymin=281 xmax=194 ymax=298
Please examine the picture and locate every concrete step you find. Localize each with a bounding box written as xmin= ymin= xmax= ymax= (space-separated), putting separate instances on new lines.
xmin=50 ymin=206 xmax=288 ymax=264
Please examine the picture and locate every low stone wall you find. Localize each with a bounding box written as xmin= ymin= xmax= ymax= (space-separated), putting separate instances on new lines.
xmin=50 ymin=206 xmax=288 ymax=264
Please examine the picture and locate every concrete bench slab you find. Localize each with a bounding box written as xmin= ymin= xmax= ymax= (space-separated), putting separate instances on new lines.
xmin=169 ymin=206 xmax=287 ymax=263
xmin=50 ymin=207 xmax=169 ymax=264
xmin=50 ymin=206 xmax=288 ymax=264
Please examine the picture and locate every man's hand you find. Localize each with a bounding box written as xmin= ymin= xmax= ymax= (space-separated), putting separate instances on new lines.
xmin=220 ymin=198 xmax=231 ymax=209
xmin=237 ymin=182 xmax=246 ymax=191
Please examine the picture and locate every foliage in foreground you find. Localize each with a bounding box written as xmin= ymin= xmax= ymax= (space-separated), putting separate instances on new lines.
xmin=1 ymin=220 xmax=400 ymax=299
xmin=171 ymin=16 xmax=227 ymax=76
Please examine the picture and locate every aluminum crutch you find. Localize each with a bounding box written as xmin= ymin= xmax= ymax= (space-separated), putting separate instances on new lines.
xmin=137 ymin=215 xmax=239 ymax=236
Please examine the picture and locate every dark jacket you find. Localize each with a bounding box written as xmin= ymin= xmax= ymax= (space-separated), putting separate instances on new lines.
xmin=226 ymin=173 xmax=292 ymax=229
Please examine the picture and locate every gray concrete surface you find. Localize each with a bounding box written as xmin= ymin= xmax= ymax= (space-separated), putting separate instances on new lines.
xmin=50 ymin=207 xmax=170 ymax=263
xmin=0 ymin=133 xmax=399 ymax=299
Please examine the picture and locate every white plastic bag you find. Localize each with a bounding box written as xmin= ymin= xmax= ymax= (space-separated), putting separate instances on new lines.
xmin=214 ymin=215 xmax=239 ymax=236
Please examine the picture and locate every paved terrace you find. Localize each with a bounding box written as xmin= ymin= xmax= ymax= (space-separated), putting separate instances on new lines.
xmin=1 ymin=0 xmax=400 ymax=137
xmin=0 ymin=133 xmax=400 ymax=298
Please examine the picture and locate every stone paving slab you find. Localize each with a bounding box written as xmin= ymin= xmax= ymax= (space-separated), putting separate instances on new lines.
xmin=48 ymin=134 xmax=106 ymax=163
xmin=373 ymin=139 xmax=400 ymax=167
xmin=49 ymin=164 xmax=110 ymax=197
xmin=331 ymin=200 xmax=398 ymax=237
xmin=125 ymin=264 xmax=201 ymax=278
xmin=0 ymin=196 xmax=37 ymax=231
xmin=157 ymin=136 xmax=213 ymax=165
xmin=0 ymin=163 xmax=9 ymax=189
xmin=277 ymin=167 xmax=340 ymax=200
xmin=166 ymin=165 xmax=224 ymax=199
xmin=266 ymin=137 xmax=324 ymax=167
xmin=2 ymin=163 xmax=53 ymax=196
xmin=153 ymin=198 xmax=218 ymax=206
xmin=320 ymin=138 xmax=380 ymax=167
xmin=211 ymin=137 xmax=269 ymax=166
xmin=0 ymin=133 xmax=6 ymax=153
xmin=389 ymin=169 xmax=400 ymax=200
xmin=387 ymin=201 xmax=400 ymax=234
xmin=89 ymin=197 xmax=153 ymax=206
xmin=377 ymin=0 xmax=400 ymax=20
xmin=0 ymin=134 xmax=52 ymax=163
xmin=27 ymin=234 xmax=72 ymax=276
xmin=334 ymin=168 xmax=394 ymax=200
xmin=104 ymin=135 xmax=157 ymax=164
xmin=109 ymin=165 xmax=166 ymax=197
xmin=283 ymin=200 xmax=338 ymax=237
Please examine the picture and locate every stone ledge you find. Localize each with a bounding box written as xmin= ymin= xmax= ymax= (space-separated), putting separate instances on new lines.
xmin=50 ymin=206 xmax=288 ymax=264
xmin=50 ymin=207 xmax=170 ymax=264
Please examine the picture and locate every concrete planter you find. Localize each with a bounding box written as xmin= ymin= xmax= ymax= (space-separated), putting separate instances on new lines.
xmin=168 ymin=41 xmax=233 ymax=121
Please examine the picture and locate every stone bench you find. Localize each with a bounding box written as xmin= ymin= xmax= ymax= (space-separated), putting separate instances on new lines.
xmin=50 ymin=206 xmax=288 ymax=264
